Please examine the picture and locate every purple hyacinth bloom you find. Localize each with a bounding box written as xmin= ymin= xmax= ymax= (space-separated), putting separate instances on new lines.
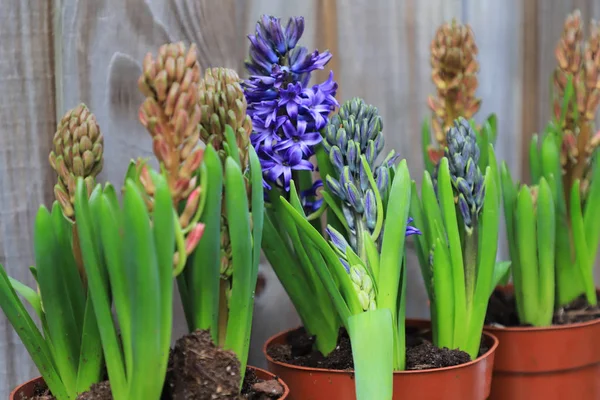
xmin=275 ymin=119 xmax=322 ymax=157
xmin=301 ymin=180 xmax=324 ymax=213
xmin=260 ymin=148 xmax=313 ymax=192
xmin=405 ymin=217 xmax=422 ymax=237
xmin=244 ymin=14 xmax=338 ymax=203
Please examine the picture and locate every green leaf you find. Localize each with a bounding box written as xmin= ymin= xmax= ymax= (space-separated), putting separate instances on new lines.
xmin=529 ymin=135 xmax=541 ymax=183
xmin=468 ymin=166 xmax=499 ymax=357
xmin=378 ymin=160 xmax=411 ymax=370
xmin=98 ymin=189 xmax=131 ymax=377
xmin=186 ymin=145 xmax=222 ymax=338
xmin=279 ymin=198 xmax=360 ymax=319
xmin=500 ymin=162 xmax=518 ymax=275
xmin=151 ymin=172 xmax=176 ymax=385
xmin=122 ymin=179 xmax=163 ymax=400
xmin=489 ymin=261 xmax=511 ymax=297
xmin=570 ymin=180 xmax=596 ymax=305
xmin=515 ymin=186 xmax=538 ymax=324
xmin=224 ymin=125 xmax=241 ymax=167
xmin=432 ymin=237 xmax=454 ymax=349
xmin=436 ymin=158 xmax=466 ymax=345
xmin=421 ymin=172 xmax=444 ymax=250
xmin=0 ymin=263 xmax=67 ymax=399
xmin=322 ymin=191 xmax=350 ymax=233
xmin=8 ymin=278 xmax=42 ymax=320
xmin=224 ymin=158 xmax=254 ymax=375
xmin=348 ymin=309 xmax=393 ymax=400
xmin=35 ymin=207 xmax=79 ymax=392
xmin=315 ymin=143 xmax=345 ymax=234
xmin=409 ymin=181 xmax=432 ymax=300
xmin=363 ymin=231 xmax=381 ymax=284
xmin=477 ymin=125 xmax=490 ymax=171
xmin=249 ymin=146 xmax=265 ymax=293
xmin=536 ymin=178 xmax=556 ymax=324
xmin=541 ymin=134 xmax=565 ymax=212
xmin=421 ymin=118 xmax=435 ymax=175
xmin=485 ymin=113 xmax=498 ymax=144
xmin=261 ymin=212 xmax=330 ymax=344
xmin=584 ymin=153 xmax=600 ymax=266
xmin=75 ymin=180 xmax=126 ymax=396
xmin=75 ymin=295 xmax=103 ymax=393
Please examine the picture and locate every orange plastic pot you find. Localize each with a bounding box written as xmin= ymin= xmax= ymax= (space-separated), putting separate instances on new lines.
xmin=263 ymin=319 xmax=498 ymax=400
xmin=9 ymin=366 xmax=290 ymax=399
xmin=9 ymin=376 xmax=43 ymax=399
xmin=485 ymin=287 xmax=600 ymax=399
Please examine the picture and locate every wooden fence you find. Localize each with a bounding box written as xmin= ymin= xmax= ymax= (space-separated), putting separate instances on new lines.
xmin=1 ymin=0 xmax=599 ymax=395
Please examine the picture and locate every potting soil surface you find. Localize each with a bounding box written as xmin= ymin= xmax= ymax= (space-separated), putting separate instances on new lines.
xmin=267 ymin=326 xmax=488 ymax=371
xmin=485 ymin=289 xmax=600 ymax=327
xmin=25 ymin=330 xmax=283 ymax=400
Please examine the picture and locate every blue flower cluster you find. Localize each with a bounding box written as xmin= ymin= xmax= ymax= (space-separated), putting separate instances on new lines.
xmin=243 ymin=15 xmax=339 ymax=196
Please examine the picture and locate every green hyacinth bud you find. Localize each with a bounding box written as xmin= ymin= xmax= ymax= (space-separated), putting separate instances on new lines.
xmin=444 ymin=117 xmax=485 ymax=229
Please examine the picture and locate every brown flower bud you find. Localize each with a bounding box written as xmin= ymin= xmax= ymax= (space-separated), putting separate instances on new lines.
xmin=49 ymin=104 xmax=104 ymax=219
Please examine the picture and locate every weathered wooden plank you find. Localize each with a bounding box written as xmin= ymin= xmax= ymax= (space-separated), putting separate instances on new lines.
xmin=60 ymin=0 xmax=245 ymax=353
xmin=336 ymin=0 xmax=464 ymax=319
xmin=238 ymin=0 xmax=322 ymax=369
xmin=0 ymin=1 xmax=56 ymax=395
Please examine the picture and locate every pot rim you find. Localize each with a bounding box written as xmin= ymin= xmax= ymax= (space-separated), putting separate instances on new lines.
xmin=486 ymin=284 xmax=600 ymax=333
xmin=484 ymin=315 xmax=600 ymax=333
xmin=263 ymin=318 xmax=499 ymax=375
xmin=247 ymin=364 xmax=291 ymax=398
xmin=11 ymin=368 xmax=291 ymax=400
xmin=9 ymin=376 xmax=44 ymax=399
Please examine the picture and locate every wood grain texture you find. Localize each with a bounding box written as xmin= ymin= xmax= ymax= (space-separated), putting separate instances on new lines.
xmin=3 ymin=0 xmax=600 ymax=395
xmin=0 ymin=0 xmax=56 ymax=394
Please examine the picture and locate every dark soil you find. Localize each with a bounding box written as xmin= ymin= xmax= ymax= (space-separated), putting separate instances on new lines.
xmin=76 ymin=382 xmax=111 ymax=400
xmin=241 ymin=368 xmax=285 ymax=400
xmin=23 ymin=330 xmax=283 ymax=400
xmin=267 ymin=326 xmax=480 ymax=371
xmin=485 ymin=288 xmax=600 ymax=327
xmin=21 ymin=380 xmax=53 ymax=400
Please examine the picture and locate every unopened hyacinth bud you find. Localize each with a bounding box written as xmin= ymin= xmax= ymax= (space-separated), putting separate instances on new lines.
xmin=198 ymin=67 xmax=255 ymax=278
xmin=137 ymin=42 xmax=205 ymax=267
xmin=324 ymin=98 xmax=395 ymax=250
xmin=138 ymin=42 xmax=204 ymax=206
xmin=349 ymin=265 xmax=376 ymax=311
xmin=428 ymin=19 xmax=481 ymax=158
xmin=326 ymin=226 xmax=376 ymax=311
xmin=444 ymin=117 xmax=485 ymax=230
xmin=198 ymin=67 xmax=252 ymax=170
xmin=553 ymin=10 xmax=600 ymax=201
xmin=49 ymin=103 xmax=104 ymax=219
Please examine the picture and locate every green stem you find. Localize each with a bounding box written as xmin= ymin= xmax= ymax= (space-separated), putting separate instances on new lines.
xmin=217 ymin=279 xmax=229 ymax=347
xmin=463 ymin=225 xmax=478 ymax=330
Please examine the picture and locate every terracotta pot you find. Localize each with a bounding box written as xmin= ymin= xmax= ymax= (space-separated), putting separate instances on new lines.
xmin=251 ymin=365 xmax=291 ymax=399
xmin=9 ymin=366 xmax=290 ymax=399
xmin=263 ymin=319 xmax=498 ymax=400
xmin=485 ymin=287 xmax=600 ymax=399
xmin=9 ymin=376 xmax=43 ymax=399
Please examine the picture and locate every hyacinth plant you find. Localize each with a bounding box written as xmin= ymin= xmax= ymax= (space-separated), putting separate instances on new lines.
xmin=243 ymin=15 xmax=342 ymax=355
xmin=422 ymin=19 xmax=498 ymax=176
xmin=0 ymin=97 xmax=195 ymax=399
xmin=0 ymin=105 xmax=106 ymax=399
xmin=525 ymin=10 xmax=600 ymax=310
xmin=132 ymin=42 xmax=264 ymax=385
xmin=274 ymin=98 xmax=419 ymax=399
xmin=411 ymin=117 xmax=507 ymax=359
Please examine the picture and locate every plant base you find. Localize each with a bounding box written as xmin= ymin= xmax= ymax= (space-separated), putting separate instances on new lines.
xmin=485 ymin=286 xmax=600 ymax=399
xmin=263 ymin=319 xmax=498 ymax=400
